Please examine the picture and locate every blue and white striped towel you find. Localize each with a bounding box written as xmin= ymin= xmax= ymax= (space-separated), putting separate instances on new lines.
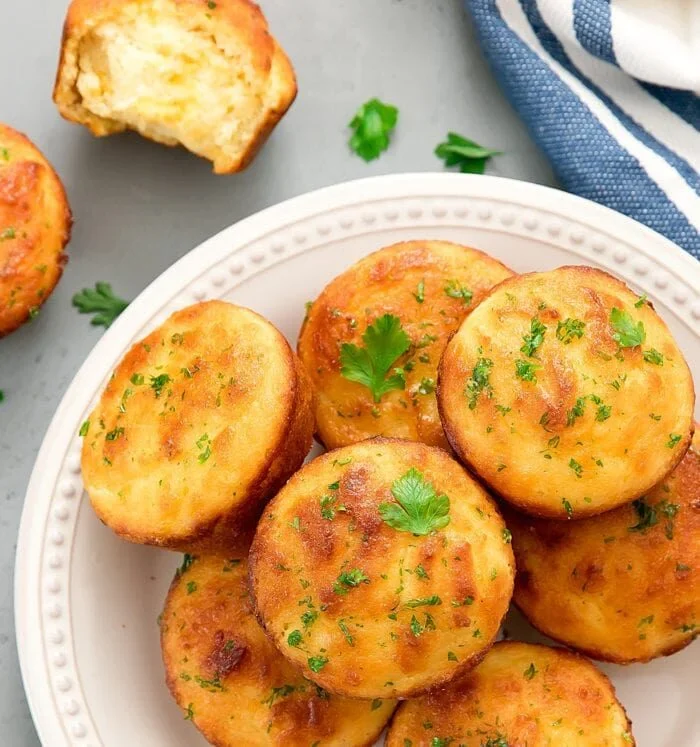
xmin=466 ymin=0 xmax=700 ymax=259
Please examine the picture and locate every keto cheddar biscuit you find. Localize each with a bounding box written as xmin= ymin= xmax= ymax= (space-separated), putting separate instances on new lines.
xmin=161 ymin=554 xmax=395 ymax=746
xmin=81 ymin=300 xmax=314 ymax=550
xmin=298 ymin=240 xmax=513 ymax=450
xmin=249 ymin=438 xmax=514 ymax=699
xmin=438 ymin=266 xmax=694 ymax=519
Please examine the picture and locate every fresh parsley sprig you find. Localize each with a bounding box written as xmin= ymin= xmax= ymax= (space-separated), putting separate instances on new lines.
xmin=379 ymin=468 xmax=450 ymax=535
xmin=349 ymin=99 xmax=398 ymax=161
xmin=610 ymin=308 xmax=645 ymax=348
xmin=72 ymin=282 xmax=129 ymax=328
xmin=435 ymin=132 xmax=501 ymax=174
xmin=340 ymin=314 xmax=410 ymax=403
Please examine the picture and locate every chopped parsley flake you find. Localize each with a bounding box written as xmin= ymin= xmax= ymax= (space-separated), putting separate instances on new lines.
xmin=150 ymin=373 xmax=172 ymax=398
xmin=287 ymin=630 xmax=302 ymax=647
xmin=338 ymin=619 xmax=354 ymax=646
xmin=333 ymin=568 xmax=370 ymax=594
xmin=405 ymin=596 xmax=442 ymax=608
xmin=465 ymin=357 xmax=494 ymax=409
xmin=413 ymin=280 xmax=425 ymax=304
xmin=523 ymin=662 xmax=537 ymax=680
xmin=520 ymin=318 xmax=547 ymax=357
xmin=262 ymin=684 xmax=295 ymax=707
xmin=307 ymin=656 xmax=329 ymax=673
xmin=186 ymin=580 xmax=197 ymax=595
xmin=444 ymin=280 xmax=473 ymax=305
xmin=418 ymin=377 xmax=436 ymax=395
xmin=79 ymin=420 xmax=90 ymax=437
xmin=515 ymin=359 xmax=540 ymax=382
xmin=566 ymin=397 xmax=587 ymax=426
xmin=502 ymin=528 xmax=512 ymax=544
xmin=105 ymin=426 xmax=124 ymax=441
xmin=556 ymin=318 xmax=585 ymax=344
xmin=569 ymin=458 xmax=583 ymax=477
xmin=667 ymin=433 xmax=682 ymax=448
xmin=643 ymin=348 xmax=664 ymax=366
xmin=562 ymin=498 xmax=574 ymax=518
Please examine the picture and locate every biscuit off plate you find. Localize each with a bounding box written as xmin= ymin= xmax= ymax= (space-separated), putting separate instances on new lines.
xmin=14 ymin=174 xmax=700 ymax=747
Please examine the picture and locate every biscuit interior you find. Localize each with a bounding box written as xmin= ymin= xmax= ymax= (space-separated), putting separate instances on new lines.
xmin=55 ymin=0 xmax=296 ymax=173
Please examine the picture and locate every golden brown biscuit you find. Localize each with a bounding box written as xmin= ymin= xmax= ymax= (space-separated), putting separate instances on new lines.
xmin=161 ymin=553 xmax=396 ymax=746
xmin=81 ymin=300 xmax=314 ymax=551
xmin=508 ymin=428 xmax=700 ymax=663
xmin=385 ymin=641 xmax=635 ymax=747
xmin=438 ymin=266 xmax=694 ymax=519
xmin=54 ymin=0 xmax=297 ymax=174
xmin=297 ymin=240 xmax=514 ymax=450
xmin=0 ymin=124 xmax=71 ymax=337
xmin=249 ymin=438 xmax=515 ymax=699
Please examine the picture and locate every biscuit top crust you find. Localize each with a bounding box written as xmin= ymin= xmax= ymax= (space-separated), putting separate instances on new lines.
xmin=509 ymin=428 xmax=700 ymax=663
xmin=0 ymin=124 xmax=71 ymax=337
xmin=81 ymin=300 xmax=298 ymax=543
xmin=161 ymin=554 xmax=396 ymax=746
xmin=298 ymin=240 xmax=513 ymax=450
xmin=249 ymin=438 xmax=515 ymax=699
xmin=439 ymin=266 xmax=695 ymax=519
xmin=386 ymin=641 xmax=634 ymax=747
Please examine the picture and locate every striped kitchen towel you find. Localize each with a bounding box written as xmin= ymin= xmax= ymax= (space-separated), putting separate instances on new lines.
xmin=465 ymin=0 xmax=700 ymax=259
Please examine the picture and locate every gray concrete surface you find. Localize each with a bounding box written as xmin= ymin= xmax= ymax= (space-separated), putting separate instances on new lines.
xmin=0 ymin=0 xmax=555 ymax=743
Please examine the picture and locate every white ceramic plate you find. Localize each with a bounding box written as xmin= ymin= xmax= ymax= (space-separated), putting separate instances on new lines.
xmin=15 ymin=174 xmax=700 ymax=747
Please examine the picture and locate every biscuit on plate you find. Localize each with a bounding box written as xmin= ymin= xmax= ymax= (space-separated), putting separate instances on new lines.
xmin=161 ymin=553 xmax=395 ymax=747
xmin=508 ymin=427 xmax=700 ymax=664
xmin=438 ymin=266 xmax=694 ymax=519
xmin=297 ymin=240 xmax=513 ymax=450
xmin=0 ymin=124 xmax=71 ymax=337
xmin=54 ymin=0 xmax=296 ymax=174
xmin=81 ymin=300 xmax=314 ymax=551
xmin=385 ymin=641 xmax=634 ymax=747
xmin=249 ymin=438 xmax=515 ymax=699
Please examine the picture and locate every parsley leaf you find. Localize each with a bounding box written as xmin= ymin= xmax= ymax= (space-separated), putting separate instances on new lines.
xmin=150 ymin=373 xmax=171 ymax=398
xmin=523 ymin=662 xmax=537 ymax=680
xmin=72 ymin=283 xmax=129 ymax=328
xmin=628 ymin=498 xmax=657 ymax=532
xmin=566 ymin=397 xmax=587 ymax=426
xmin=435 ymin=132 xmax=501 ymax=174
xmin=413 ymin=279 xmax=425 ymax=304
xmin=465 ymin=357 xmax=493 ymax=409
xmin=610 ymin=307 xmax=646 ymax=348
xmin=349 ymin=98 xmax=398 ymax=161
xmin=520 ymin=318 xmax=546 ymax=357
xmin=340 ymin=314 xmax=410 ymax=402
xmin=379 ymin=468 xmax=450 ymax=535
xmin=405 ymin=596 xmax=442 ymax=608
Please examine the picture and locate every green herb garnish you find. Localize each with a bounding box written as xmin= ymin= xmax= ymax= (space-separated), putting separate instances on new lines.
xmin=308 ymin=656 xmax=329 ymax=673
xmin=72 ymin=283 xmax=129 ymax=328
xmin=444 ymin=280 xmax=473 ymax=305
xmin=610 ymin=308 xmax=646 ymax=348
xmin=435 ymin=132 xmax=501 ymax=174
xmin=515 ymin=359 xmax=540 ymax=382
xmin=465 ymin=357 xmax=493 ymax=409
xmin=556 ymin=318 xmax=585 ymax=344
xmin=150 ymin=373 xmax=172 ymax=398
xmin=520 ymin=318 xmax=546 ymax=357
xmin=379 ymin=468 xmax=450 ymax=535
xmin=340 ymin=314 xmax=410 ymax=402
xmin=643 ymin=348 xmax=664 ymax=366
xmin=333 ymin=568 xmax=370 ymax=595
xmin=349 ymin=98 xmax=398 ymax=161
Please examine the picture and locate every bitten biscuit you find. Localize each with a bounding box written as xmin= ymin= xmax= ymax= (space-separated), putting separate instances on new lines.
xmin=249 ymin=438 xmax=515 ymax=699
xmin=54 ymin=0 xmax=297 ymax=174
xmin=81 ymin=300 xmax=314 ymax=551
xmin=508 ymin=428 xmax=700 ymax=664
xmin=0 ymin=124 xmax=71 ymax=337
xmin=386 ymin=641 xmax=635 ymax=747
xmin=438 ymin=266 xmax=694 ymax=519
xmin=161 ymin=554 xmax=396 ymax=747
xmin=298 ymin=240 xmax=513 ymax=450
